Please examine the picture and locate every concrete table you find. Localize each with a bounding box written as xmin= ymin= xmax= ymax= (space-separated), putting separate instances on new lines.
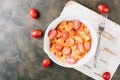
xmin=0 ymin=0 xmax=119 ymax=80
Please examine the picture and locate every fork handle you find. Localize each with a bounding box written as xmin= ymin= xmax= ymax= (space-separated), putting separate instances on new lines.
xmin=94 ymin=32 xmax=102 ymax=68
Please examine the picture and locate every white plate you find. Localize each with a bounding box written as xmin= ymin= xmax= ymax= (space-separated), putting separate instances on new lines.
xmin=44 ymin=16 xmax=98 ymax=68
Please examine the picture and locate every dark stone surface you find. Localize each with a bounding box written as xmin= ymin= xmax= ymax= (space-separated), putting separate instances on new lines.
xmin=0 ymin=0 xmax=119 ymax=80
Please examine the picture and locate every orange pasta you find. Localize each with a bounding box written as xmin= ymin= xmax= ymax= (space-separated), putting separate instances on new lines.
xmin=48 ymin=19 xmax=92 ymax=64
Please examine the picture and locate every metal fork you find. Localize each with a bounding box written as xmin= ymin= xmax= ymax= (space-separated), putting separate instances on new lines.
xmin=94 ymin=13 xmax=108 ymax=68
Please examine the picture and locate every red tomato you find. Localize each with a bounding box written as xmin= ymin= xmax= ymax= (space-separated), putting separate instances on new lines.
xmin=42 ymin=57 xmax=51 ymax=68
xmin=31 ymin=29 xmax=42 ymax=38
xmin=78 ymin=43 xmax=85 ymax=53
xmin=54 ymin=43 xmax=63 ymax=51
xmin=66 ymin=56 xmax=76 ymax=64
xmin=61 ymin=30 xmax=69 ymax=41
xmin=48 ymin=29 xmax=57 ymax=39
xmin=62 ymin=47 xmax=71 ymax=55
xmin=30 ymin=8 xmax=38 ymax=19
xmin=102 ymin=72 xmax=111 ymax=80
xmin=98 ymin=3 xmax=109 ymax=13
xmin=73 ymin=19 xmax=81 ymax=30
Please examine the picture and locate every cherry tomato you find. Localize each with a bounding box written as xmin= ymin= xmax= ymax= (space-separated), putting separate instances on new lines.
xmin=30 ymin=8 xmax=38 ymax=19
xmin=98 ymin=3 xmax=109 ymax=13
xmin=54 ymin=43 xmax=63 ymax=51
xmin=42 ymin=57 xmax=51 ymax=68
xmin=66 ymin=56 xmax=76 ymax=64
xmin=102 ymin=72 xmax=111 ymax=80
xmin=31 ymin=29 xmax=42 ymax=38
xmin=61 ymin=30 xmax=69 ymax=41
xmin=48 ymin=29 xmax=57 ymax=39
xmin=73 ymin=19 xmax=81 ymax=30
xmin=62 ymin=47 xmax=71 ymax=55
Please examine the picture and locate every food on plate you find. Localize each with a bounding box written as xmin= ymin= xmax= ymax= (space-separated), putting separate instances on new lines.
xmin=73 ymin=19 xmax=81 ymax=30
xmin=61 ymin=30 xmax=69 ymax=41
xmin=48 ymin=29 xmax=57 ymax=39
xmin=48 ymin=20 xmax=92 ymax=64
xmin=31 ymin=29 xmax=42 ymax=38
xmin=30 ymin=8 xmax=38 ymax=19
xmin=97 ymin=3 xmax=109 ymax=13
xmin=42 ymin=57 xmax=51 ymax=68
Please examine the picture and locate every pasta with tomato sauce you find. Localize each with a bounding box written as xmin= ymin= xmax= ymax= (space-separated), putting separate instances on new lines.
xmin=48 ymin=20 xmax=92 ymax=64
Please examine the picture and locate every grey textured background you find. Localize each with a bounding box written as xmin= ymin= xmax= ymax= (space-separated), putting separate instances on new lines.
xmin=0 ymin=0 xmax=120 ymax=80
